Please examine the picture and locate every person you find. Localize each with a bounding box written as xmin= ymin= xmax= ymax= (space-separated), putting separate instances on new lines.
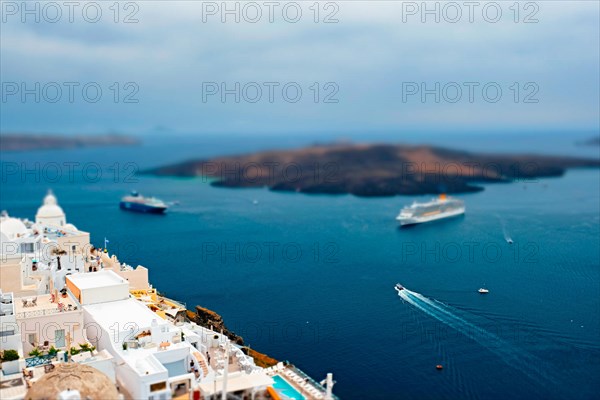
xmin=207 ymin=352 xmax=211 ymax=364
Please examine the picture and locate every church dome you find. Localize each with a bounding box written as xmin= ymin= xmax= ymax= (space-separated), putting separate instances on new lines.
xmin=25 ymin=363 xmax=120 ymax=400
xmin=0 ymin=217 xmax=28 ymax=239
xmin=37 ymin=204 xmax=65 ymax=218
xmin=36 ymin=190 xmax=66 ymax=224
xmin=43 ymin=190 xmax=58 ymax=205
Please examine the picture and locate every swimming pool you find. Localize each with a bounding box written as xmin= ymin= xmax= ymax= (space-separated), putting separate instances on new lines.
xmin=272 ymin=375 xmax=306 ymax=400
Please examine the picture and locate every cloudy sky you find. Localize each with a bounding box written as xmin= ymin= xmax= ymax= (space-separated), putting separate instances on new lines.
xmin=1 ymin=1 xmax=599 ymax=135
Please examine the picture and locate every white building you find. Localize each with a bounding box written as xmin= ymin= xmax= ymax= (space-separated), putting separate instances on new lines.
xmin=0 ymin=290 xmax=23 ymax=365
xmin=1 ymin=192 xmax=90 ymax=297
xmin=1 ymin=193 xmax=337 ymax=400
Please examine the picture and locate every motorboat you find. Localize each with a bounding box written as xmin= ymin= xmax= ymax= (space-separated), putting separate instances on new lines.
xmin=394 ymin=283 xmax=405 ymax=292
xmin=478 ymin=288 xmax=489 ymax=294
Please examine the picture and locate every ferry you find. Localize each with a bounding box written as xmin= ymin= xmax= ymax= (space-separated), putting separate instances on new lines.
xmin=396 ymin=194 xmax=465 ymax=226
xmin=120 ymin=191 xmax=168 ymax=214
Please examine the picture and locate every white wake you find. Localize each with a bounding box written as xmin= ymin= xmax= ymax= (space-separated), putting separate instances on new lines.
xmin=397 ymin=289 xmax=558 ymax=386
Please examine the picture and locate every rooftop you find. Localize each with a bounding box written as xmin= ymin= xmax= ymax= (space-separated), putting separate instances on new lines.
xmin=83 ymin=298 xmax=170 ymax=331
xmin=67 ymin=270 xmax=127 ymax=290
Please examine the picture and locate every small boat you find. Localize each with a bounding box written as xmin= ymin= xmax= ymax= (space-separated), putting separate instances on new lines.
xmin=478 ymin=288 xmax=489 ymax=294
xmin=394 ymin=283 xmax=405 ymax=292
xmin=506 ymin=238 xmax=513 ymax=244
xmin=436 ymin=365 xmax=443 ymax=370
xmin=120 ymin=191 xmax=168 ymax=214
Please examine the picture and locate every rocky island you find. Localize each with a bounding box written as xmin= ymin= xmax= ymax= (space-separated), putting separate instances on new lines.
xmin=0 ymin=133 xmax=140 ymax=152
xmin=146 ymin=143 xmax=600 ymax=197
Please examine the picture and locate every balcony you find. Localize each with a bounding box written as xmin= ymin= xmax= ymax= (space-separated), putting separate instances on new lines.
xmin=14 ymin=292 xmax=79 ymax=319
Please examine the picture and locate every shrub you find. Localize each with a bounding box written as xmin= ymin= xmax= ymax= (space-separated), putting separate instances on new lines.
xmin=28 ymin=348 xmax=42 ymax=357
xmin=79 ymin=343 xmax=90 ymax=352
xmin=2 ymin=349 xmax=20 ymax=362
xmin=69 ymin=347 xmax=80 ymax=356
xmin=79 ymin=343 xmax=95 ymax=353
xmin=47 ymin=346 xmax=58 ymax=357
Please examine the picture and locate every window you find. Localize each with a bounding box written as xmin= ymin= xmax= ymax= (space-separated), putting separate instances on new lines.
xmin=150 ymin=382 xmax=167 ymax=392
xmin=55 ymin=329 xmax=65 ymax=348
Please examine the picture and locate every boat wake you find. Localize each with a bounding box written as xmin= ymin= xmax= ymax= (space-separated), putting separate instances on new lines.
xmin=498 ymin=216 xmax=513 ymax=243
xmin=397 ymin=289 xmax=559 ymax=388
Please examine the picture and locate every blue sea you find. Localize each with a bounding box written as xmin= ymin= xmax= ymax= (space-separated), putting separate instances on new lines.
xmin=1 ymin=132 xmax=599 ymax=399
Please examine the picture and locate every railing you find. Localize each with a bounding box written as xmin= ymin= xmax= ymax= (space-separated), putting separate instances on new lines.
xmin=286 ymin=363 xmax=340 ymax=400
xmin=25 ymin=354 xmax=54 ymax=367
xmin=16 ymin=307 xmax=77 ymax=319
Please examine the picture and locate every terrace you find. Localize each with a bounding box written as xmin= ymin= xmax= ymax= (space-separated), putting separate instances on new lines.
xmin=14 ymin=292 xmax=79 ymax=319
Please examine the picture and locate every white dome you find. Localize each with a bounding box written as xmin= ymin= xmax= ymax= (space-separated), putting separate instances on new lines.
xmin=43 ymin=190 xmax=57 ymax=205
xmin=37 ymin=204 xmax=65 ymax=218
xmin=63 ymin=223 xmax=78 ymax=231
xmin=0 ymin=217 xmax=28 ymax=239
xmin=36 ymin=190 xmax=66 ymax=224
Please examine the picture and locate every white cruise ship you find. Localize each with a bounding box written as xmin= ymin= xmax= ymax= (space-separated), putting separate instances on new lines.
xmin=396 ymin=194 xmax=465 ymax=226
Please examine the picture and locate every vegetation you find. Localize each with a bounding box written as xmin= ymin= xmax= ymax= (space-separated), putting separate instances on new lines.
xmin=47 ymin=346 xmax=58 ymax=357
xmin=69 ymin=347 xmax=80 ymax=356
xmin=79 ymin=343 xmax=95 ymax=353
xmin=1 ymin=349 xmax=20 ymax=362
xmin=28 ymin=347 xmax=42 ymax=357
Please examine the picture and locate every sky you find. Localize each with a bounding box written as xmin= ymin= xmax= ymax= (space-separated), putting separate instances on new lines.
xmin=1 ymin=1 xmax=599 ymax=135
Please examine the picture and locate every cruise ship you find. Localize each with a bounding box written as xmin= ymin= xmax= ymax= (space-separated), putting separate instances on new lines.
xmin=396 ymin=194 xmax=465 ymax=226
xmin=119 ymin=191 xmax=168 ymax=214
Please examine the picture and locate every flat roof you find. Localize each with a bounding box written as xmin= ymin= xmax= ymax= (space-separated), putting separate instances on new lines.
xmin=84 ymin=298 xmax=170 ymax=331
xmin=67 ymin=270 xmax=127 ymax=290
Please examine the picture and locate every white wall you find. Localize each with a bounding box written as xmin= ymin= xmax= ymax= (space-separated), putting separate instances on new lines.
xmin=18 ymin=310 xmax=85 ymax=354
xmin=81 ymin=284 xmax=129 ymax=305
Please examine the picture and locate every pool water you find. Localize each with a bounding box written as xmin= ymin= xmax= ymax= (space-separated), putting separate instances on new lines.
xmin=272 ymin=375 xmax=306 ymax=400
xmin=162 ymin=360 xmax=187 ymax=377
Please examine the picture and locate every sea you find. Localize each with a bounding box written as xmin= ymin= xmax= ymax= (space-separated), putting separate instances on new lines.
xmin=1 ymin=132 xmax=599 ymax=399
